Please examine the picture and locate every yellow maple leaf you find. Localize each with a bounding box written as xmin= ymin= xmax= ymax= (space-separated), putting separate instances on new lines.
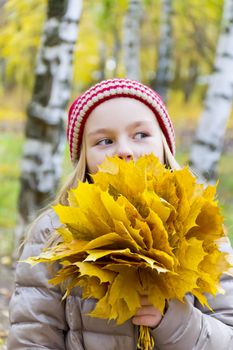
xmin=25 ymin=154 xmax=232 ymax=341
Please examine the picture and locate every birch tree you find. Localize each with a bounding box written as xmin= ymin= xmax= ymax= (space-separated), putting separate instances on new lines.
xmin=189 ymin=0 xmax=233 ymax=182
xmin=14 ymin=0 xmax=83 ymax=256
xmin=152 ymin=0 xmax=173 ymax=103
xmin=123 ymin=0 xmax=142 ymax=80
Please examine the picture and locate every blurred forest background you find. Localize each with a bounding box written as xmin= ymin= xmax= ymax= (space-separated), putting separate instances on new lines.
xmin=0 ymin=0 xmax=233 ymax=346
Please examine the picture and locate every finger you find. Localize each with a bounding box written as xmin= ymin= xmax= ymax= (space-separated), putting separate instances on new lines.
xmin=132 ymin=314 xmax=162 ymax=328
xmin=135 ymin=305 xmax=160 ymax=316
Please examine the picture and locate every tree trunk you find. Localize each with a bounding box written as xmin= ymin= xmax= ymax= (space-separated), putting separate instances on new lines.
xmin=112 ymin=27 xmax=121 ymax=78
xmin=98 ymin=41 xmax=106 ymax=81
xmin=189 ymin=0 xmax=233 ymax=182
xmin=152 ymin=0 xmax=173 ymax=103
xmin=183 ymin=59 xmax=199 ymax=103
xmin=14 ymin=0 xmax=83 ymax=257
xmin=123 ymin=0 xmax=142 ymax=80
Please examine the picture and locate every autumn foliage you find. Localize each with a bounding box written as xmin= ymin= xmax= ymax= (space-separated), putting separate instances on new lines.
xmin=26 ymin=154 xmax=232 ymax=349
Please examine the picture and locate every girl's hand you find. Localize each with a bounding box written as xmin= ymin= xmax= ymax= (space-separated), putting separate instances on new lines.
xmin=132 ymin=296 xmax=163 ymax=328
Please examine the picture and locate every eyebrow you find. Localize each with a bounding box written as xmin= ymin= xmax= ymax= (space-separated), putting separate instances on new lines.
xmin=87 ymin=121 xmax=152 ymax=137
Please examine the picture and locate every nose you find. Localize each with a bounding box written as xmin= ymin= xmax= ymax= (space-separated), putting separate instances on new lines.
xmin=115 ymin=140 xmax=133 ymax=161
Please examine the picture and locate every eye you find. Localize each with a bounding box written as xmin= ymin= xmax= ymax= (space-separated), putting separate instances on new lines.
xmin=134 ymin=132 xmax=149 ymax=140
xmin=96 ymin=138 xmax=113 ymax=146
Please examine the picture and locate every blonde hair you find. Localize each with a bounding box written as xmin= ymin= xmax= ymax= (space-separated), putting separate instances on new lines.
xmin=161 ymin=132 xmax=181 ymax=170
xmin=54 ymin=141 xmax=87 ymax=206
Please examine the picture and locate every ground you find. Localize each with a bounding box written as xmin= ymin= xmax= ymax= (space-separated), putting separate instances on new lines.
xmin=0 ymin=262 xmax=14 ymax=350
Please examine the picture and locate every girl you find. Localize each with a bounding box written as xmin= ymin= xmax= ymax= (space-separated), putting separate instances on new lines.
xmin=8 ymin=78 xmax=233 ymax=349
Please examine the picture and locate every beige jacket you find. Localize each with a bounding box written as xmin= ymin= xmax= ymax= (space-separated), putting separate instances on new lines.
xmin=8 ymin=210 xmax=233 ymax=350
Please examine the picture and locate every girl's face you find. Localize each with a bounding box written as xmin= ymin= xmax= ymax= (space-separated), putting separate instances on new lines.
xmin=84 ymin=97 xmax=164 ymax=174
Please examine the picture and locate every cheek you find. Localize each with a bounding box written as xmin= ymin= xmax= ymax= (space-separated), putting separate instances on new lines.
xmin=140 ymin=139 xmax=164 ymax=163
xmin=153 ymin=140 xmax=164 ymax=161
xmin=154 ymin=148 xmax=164 ymax=163
xmin=86 ymin=149 xmax=111 ymax=174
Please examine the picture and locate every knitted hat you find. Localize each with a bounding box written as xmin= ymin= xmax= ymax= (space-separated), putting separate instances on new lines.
xmin=68 ymin=78 xmax=175 ymax=164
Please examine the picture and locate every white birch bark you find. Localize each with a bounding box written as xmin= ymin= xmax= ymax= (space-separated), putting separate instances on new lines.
xmin=189 ymin=0 xmax=233 ymax=182
xmin=153 ymin=0 xmax=173 ymax=103
xmin=123 ymin=0 xmax=142 ymax=80
xmin=14 ymin=0 xmax=83 ymax=257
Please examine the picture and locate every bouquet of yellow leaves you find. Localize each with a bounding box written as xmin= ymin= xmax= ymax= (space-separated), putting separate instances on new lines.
xmin=27 ymin=155 xmax=232 ymax=350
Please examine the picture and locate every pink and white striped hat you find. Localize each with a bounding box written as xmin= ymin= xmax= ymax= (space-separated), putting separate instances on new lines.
xmin=68 ymin=78 xmax=175 ymax=164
